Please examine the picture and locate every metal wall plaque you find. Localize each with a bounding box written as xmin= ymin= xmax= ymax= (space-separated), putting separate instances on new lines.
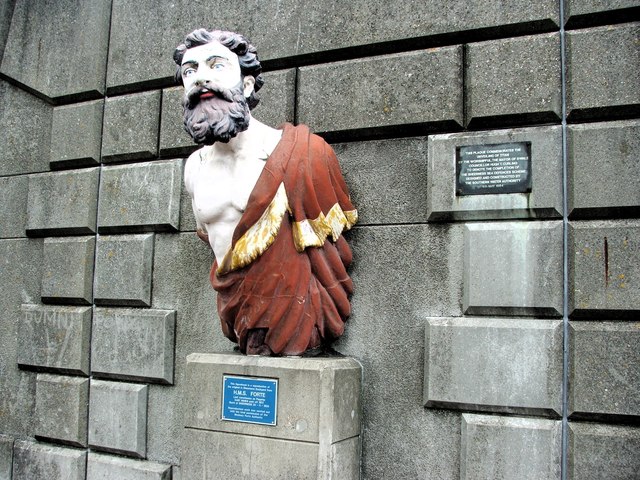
xmin=221 ymin=375 xmax=278 ymax=426
xmin=456 ymin=142 xmax=532 ymax=196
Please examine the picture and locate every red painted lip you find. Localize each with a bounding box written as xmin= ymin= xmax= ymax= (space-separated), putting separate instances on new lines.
xmin=200 ymin=91 xmax=215 ymax=99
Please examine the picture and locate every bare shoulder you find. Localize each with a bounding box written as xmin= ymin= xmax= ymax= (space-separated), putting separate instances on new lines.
xmin=184 ymin=148 xmax=203 ymax=194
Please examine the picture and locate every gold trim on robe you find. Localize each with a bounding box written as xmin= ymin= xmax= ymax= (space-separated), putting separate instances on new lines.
xmin=291 ymin=204 xmax=358 ymax=252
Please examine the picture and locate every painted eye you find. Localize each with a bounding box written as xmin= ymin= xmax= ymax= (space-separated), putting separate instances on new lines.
xmin=213 ymin=63 xmax=225 ymax=70
xmin=183 ymin=67 xmax=195 ymax=77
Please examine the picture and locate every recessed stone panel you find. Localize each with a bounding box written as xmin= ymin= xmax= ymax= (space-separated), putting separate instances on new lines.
xmin=86 ymin=452 xmax=172 ymax=480
xmin=461 ymin=414 xmax=561 ymax=480
xmin=18 ymin=304 xmax=91 ymax=375
xmin=424 ymin=317 xmax=563 ymax=416
xmin=98 ymin=160 xmax=182 ymax=233
xmin=0 ymin=175 xmax=28 ymax=238
xmin=569 ymin=220 xmax=640 ymax=318
xmin=464 ymin=221 xmax=563 ymax=316
xmin=94 ymin=234 xmax=154 ymax=307
xmin=565 ymin=0 xmax=640 ymax=27
xmin=0 ymin=434 xmax=13 ymax=480
xmin=158 ymin=86 xmax=195 ymax=158
xmin=11 ymin=440 xmax=86 ymax=480
xmin=88 ymin=380 xmax=148 ymax=458
xmin=35 ymin=374 xmax=89 ymax=447
xmin=428 ymin=126 xmax=563 ymax=221
xmin=50 ymin=100 xmax=103 ymax=169
xmin=26 ymin=168 xmax=99 ymax=236
xmin=41 ymin=237 xmax=95 ymax=305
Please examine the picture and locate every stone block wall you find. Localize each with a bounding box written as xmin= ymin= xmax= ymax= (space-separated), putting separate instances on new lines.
xmin=0 ymin=1 xmax=638 ymax=478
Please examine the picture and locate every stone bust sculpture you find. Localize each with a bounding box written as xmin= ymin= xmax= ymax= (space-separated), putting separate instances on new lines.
xmin=174 ymin=29 xmax=357 ymax=356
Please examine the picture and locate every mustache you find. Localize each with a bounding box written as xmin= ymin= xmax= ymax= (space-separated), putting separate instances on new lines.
xmin=184 ymin=82 xmax=237 ymax=109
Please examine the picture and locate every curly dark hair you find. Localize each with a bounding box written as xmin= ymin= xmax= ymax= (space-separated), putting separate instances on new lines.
xmin=174 ymin=29 xmax=264 ymax=109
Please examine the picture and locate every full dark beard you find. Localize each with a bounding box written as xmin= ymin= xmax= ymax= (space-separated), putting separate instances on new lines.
xmin=182 ymin=82 xmax=250 ymax=145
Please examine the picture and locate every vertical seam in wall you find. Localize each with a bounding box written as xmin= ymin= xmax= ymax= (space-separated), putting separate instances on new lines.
xmin=293 ymin=67 xmax=299 ymax=125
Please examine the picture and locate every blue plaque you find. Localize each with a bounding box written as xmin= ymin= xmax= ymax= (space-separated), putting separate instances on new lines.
xmin=221 ymin=375 xmax=278 ymax=426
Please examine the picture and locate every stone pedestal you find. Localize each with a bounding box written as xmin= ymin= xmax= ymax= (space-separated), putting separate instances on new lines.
xmin=182 ymin=353 xmax=362 ymax=480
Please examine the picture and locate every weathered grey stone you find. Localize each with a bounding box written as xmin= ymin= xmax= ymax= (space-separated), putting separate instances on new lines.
xmin=102 ymin=91 xmax=161 ymax=163
xmin=424 ymin=317 xmax=563 ymax=416
xmin=94 ymin=234 xmax=154 ymax=307
xmin=461 ymin=414 xmax=561 ymax=480
xmin=98 ymin=159 xmax=183 ymax=233
xmin=26 ymin=168 xmax=99 ymax=236
xmin=179 ymin=181 xmax=197 ymax=232
xmin=0 ymin=174 xmax=28 ymax=238
xmin=11 ymin=440 xmax=86 ymax=480
xmin=428 ymin=126 xmax=563 ymax=221
xmin=41 ymin=236 xmax=95 ymax=305
xmin=332 ymin=137 xmax=428 ymax=224
xmin=568 ymin=119 xmax=640 ymax=218
xmin=569 ymin=321 xmax=640 ymax=420
xmin=0 ymin=434 xmax=13 ymax=480
xmin=567 ymin=23 xmax=640 ymax=120
xmin=50 ymin=100 xmax=103 ymax=169
xmin=0 ymin=80 xmax=52 ymax=177
xmin=0 ymin=0 xmax=16 ymax=64
xmin=566 ymin=0 xmax=640 ymax=28
xmin=568 ymin=422 xmax=640 ymax=479
xmin=252 ymin=68 xmax=297 ymax=128
xmin=88 ymin=380 xmax=148 ymax=458
xmin=34 ymin=374 xmax=88 ymax=447
xmin=86 ymin=452 xmax=171 ymax=480
xmin=92 ymin=308 xmax=175 ymax=384
xmin=0 ymin=0 xmax=111 ymax=101
xmin=466 ymin=33 xmax=562 ymax=127
xmin=158 ymin=86 xmax=196 ymax=158
xmin=464 ymin=221 xmax=563 ymax=316
xmin=18 ymin=304 xmax=91 ymax=375
xmin=569 ymin=220 xmax=640 ymax=318
xmin=298 ymin=47 xmax=463 ymax=136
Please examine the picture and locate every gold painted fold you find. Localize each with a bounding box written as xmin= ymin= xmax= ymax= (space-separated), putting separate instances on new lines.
xmin=292 ymin=203 xmax=358 ymax=252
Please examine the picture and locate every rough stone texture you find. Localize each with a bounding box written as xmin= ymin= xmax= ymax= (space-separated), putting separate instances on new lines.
xmin=102 ymin=91 xmax=161 ymax=163
xmin=565 ymin=1 xmax=640 ymax=27
xmin=34 ymin=374 xmax=88 ymax=447
xmin=0 ymin=0 xmax=111 ymax=101
xmin=11 ymin=440 xmax=86 ymax=480
xmin=464 ymin=221 xmax=564 ymax=316
xmin=461 ymin=414 xmax=561 ymax=480
xmin=424 ymin=317 xmax=563 ymax=416
xmin=332 ymin=137 xmax=428 ymax=224
xmin=0 ymin=175 xmax=28 ymax=238
xmin=465 ymin=33 xmax=562 ymax=127
xmin=94 ymin=234 xmax=155 ymax=307
xmin=428 ymin=126 xmax=563 ymax=221
xmin=0 ymin=80 xmax=52 ymax=177
xmin=17 ymin=304 xmax=92 ymax=375
xmin=98 ymin=160 xmax=183 ymax=233
xmin=298 ymin=47 xmax=463 ymax=136
xmin=50 ymin=100 xmax=103 ymax=169
xmin=566 ymin=23 xmax=640 ymax=120
xmin=568 ymin=119 xmax=640 ymax=218
xmin=158 ymin=86 xmax=197 ymax=158
xmin=0 ymin=0 xmax=16 ymax=64
xmin=87 ymin=452 xmax=172 ymax=480
xmin=41 ymin=236 xmax=95 ymax=305
xmin=0 ymin=434 xmax=13 ymax=480
xmin=568 ymin=422 xmax=640 ymax=480
xmin=26 ymin=168 xmax=99 ymax=236
xmin=92 ymin=308 xmax=175 ymax=384
xmin=569 ymin=220 xmax=640 ymax=318
xmin=88 ymin=380 xmax=148 ymax=458
xmin=569 ymin=321 xmax=639 ymax=421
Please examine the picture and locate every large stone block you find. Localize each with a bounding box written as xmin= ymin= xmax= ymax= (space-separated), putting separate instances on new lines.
xmin=569 ymin=321 xmax=639 ymax=421
xmin=464 ymin=221 xmax=563 ymax=316
xmin=0 ymin=0 xmax=15 ymax=64
xmin=297 ymin=47 xmax=463 ymax=137
xmin=252 ymin=68 xmax=297 ymax=128
xmin=565 ymin=1 xmax=640 ymax=27
xmin=0 ymin=434 xmax=13 ymax=480
xmin=11 ymin=440 xmax=86 ymax=480
xmin=0 ymin=81 xmax=52 ymax=177
xmin=567 ymin=23 xmax=640 ymax=120
xmin=568 ymin=119 xmax=640 ymax=218
xmin=158 ymin=86 xmax=196 ymax=158
xmin=92 ymin=308 xmax=175 ymax=384
xmin=98 ymin=159 xmax=183 ymax=233
xmin=428 ymin=126 xmax=563 ymax=221
xmin=26 ymin=168 xmax=99 ymax=236
xmin=332 ymin=137 xmax=428 ymax=224
xmin=0 ymin=0 xmax=111 ymax=101
xmin=465 ymin=33 xmax=561 ymax=127
xmin=461 ymin=414 xmax=561 ymax=480
xmin=41 ymin=236 xmax=95 ymax=305
xmin=569 ymin=220 xmax=640 ymax=318
xmin=18 ymin=304 xmax=91 ymax=375
xmin=568 ymin=422 xmax=640 ymax=479
xmin=88 ymin=380 xmax=148 ymax=458
xmin=50 ymin=100 xmax=103 ymax=169
xmin=424 ymin=317 xmax=563 ymax=416
xmin=86 ymin=452 xmax=172 ymax=480
xmin=0 ymin=174 xmax=28 ymax=238
xmin=102 ymin=91 xmax=161 ymax=163
xmin=94 ymin=234 xmax=154 ymax=307
xmin=34 ymin=374 xmax=88 ymax=447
